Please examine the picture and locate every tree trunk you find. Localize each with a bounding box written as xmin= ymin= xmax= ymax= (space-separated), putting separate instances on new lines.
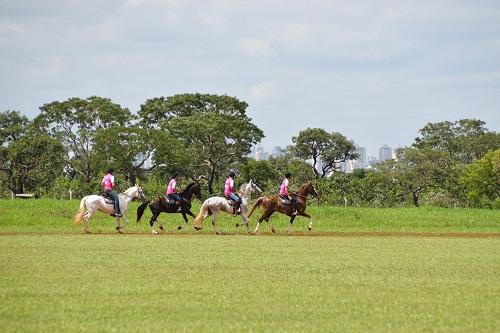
xmin=412 ymin=190 xmax=420 ymax=207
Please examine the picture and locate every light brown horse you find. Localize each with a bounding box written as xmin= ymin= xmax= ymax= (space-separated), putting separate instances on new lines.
xmin=247 ymin=181 xmax=318 ymax=234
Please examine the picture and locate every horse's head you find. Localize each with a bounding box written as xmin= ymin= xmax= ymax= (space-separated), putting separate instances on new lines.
xmin=183 ymin=181 xmax=202 ymax=201
xmin=298 ymin=181 xmax=318 ymax=198
xmin=192 ymin=182 xmax=202 ymax=200
xmin=132 ymin=185 xmax=147 ymax=202
xmin=247 ymin=179 xmax=262 ymax=195
xmin=241 ymin=179 xmax=262 ymax=197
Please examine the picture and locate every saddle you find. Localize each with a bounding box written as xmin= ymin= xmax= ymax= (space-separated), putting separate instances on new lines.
xmin=102 ymin=192 xmax=118 ymax=205
xmin=280 ymin=196 xmax=292 ymax=206
xmin=164 ymin=196 xmax=181 ymax=207
xmin=226 ymin=199 xmax=238 ymax=206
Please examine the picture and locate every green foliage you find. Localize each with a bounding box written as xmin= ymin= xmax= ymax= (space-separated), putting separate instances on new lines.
xmin=291 ymin=127 xmax=358 ymax=178
xmin=0 ymin=111 xmax=65 ymax=194
xmin=460 ymin=149 xmax=500 ymax=208
xmin=35 ymin=96 xmax=136 ymax=184
xmin=414 ymin=119 xmax=499 ymax=163
xmin=139 ymin=94 xmax=264 ymax=194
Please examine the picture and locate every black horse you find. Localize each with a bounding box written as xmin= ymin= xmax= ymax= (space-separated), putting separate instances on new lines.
xmin=137 ymin=181 xmax=202 ymax=234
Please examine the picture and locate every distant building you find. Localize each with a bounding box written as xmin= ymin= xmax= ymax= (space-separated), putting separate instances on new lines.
xmin=378 ymin=144 xmax=393 ymax=162
xmin=270 ymin=146 xmax=284 ymax=158
xmin=368 ymin=156 xmax=378 ymax=167
xmin=251 ymin=145 xmax=269 ymax=160
xmin=354 ymin=146 xmax=367 ymax=169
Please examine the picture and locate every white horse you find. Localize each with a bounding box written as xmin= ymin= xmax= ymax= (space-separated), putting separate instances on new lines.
xmin=192 ymin=179 xmax=262 ymax=234
xmin=74 ymin=185 xmax=146 ymax=234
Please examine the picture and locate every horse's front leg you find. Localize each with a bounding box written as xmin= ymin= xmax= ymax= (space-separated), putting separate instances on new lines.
xmin=178 ymin=213 xmax=189 ymax=230
xmin=118 ymin=215 xmax=130 ymax=233
xmin=211 ymin=215 xmax=220 ymax=235
xmin=115 ymin=216 xmax=123 ymax=234
xmin=299 ymin=212 xmax=313 ymax=231
xmin=286 ymin=215 xmax=297 ymax=235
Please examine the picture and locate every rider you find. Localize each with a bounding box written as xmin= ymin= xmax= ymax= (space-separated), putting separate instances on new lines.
xmin=280 ymin=172 xmax=297 ymax=215
xmin=166 ymin=173 xmax=182 ymax=212
xmin=101 ymin=168 xmax=122 ymax=217
xmin=224 ymin=170 xmax=242 ymax=215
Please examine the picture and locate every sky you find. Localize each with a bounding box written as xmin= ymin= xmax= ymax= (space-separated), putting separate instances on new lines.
xmin=1 ymin=0 xmax=499 ymax=157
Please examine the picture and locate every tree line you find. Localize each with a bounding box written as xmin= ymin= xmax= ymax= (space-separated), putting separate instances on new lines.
xmin=1 ymin=94 xmax=498 ymax=208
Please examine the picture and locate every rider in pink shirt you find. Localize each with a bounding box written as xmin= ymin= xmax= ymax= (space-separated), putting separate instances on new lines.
xmin=224 ymin=170 xmax=241 ymax=214
xmin=166 ymin=173 xmax=182 ymax=211
xmin=279 ymin=172 xmax=297 ymax=215
xmin=101 ymin=168 xmax=122 ymax=217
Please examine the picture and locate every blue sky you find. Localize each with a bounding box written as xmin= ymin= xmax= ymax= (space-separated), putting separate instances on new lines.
xmin=1 ymin=0 xmax=499 ymax=157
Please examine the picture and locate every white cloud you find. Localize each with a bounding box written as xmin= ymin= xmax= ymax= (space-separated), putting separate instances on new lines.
xmin=249 ymin=81 xmax=280 ymax=103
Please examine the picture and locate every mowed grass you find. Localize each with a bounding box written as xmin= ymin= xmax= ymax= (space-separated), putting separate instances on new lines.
xmin=0 ymin=199 xmax=499 ymax=234
xmin=0 ymin=235 xmax=499 ymax=332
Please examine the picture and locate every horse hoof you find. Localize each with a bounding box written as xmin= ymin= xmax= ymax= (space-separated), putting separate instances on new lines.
xmin=152 ymin=231 xmax=159 ymax=235
xmin=177 ymin=225 xmax=182 ymax=230
xmin=159 ymin=226 xmax=164 ymax=231
xmin=235 ymin=223 xmax=239 ymax=227
xmin=308 ymin=227 xmax=312 ymax=231
xmin=272 ymin=228 xmax=276 ymax=233
xmin=117 ymin=230 xmax=124 ymax=234
xmin=84 ymin=230 xmax=91 ymax=234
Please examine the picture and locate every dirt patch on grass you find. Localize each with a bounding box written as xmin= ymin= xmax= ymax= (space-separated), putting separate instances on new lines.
xmin=0 ymin=231 xmax=499 ymax=238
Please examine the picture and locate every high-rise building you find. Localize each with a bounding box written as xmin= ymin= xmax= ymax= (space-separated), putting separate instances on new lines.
xmin=271 ymin=146 xmax=284 ymax=158
xmin=354 ymin=146 xmax=367 ymax=169
xmin=378 ymin=144 xmax=393 ymax=162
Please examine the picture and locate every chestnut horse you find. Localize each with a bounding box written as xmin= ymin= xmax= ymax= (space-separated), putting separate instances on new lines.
xmin=247 ymin=181 xmax=318 ymax=234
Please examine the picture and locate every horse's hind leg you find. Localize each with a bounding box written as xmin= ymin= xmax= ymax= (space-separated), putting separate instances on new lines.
xmin=83 ymin=210 xmax=93 ymax=234
xmin=149 ymin=212 xmax=161 ymax=235
xmin=254 ymin=211 xmax=272 ymax=234
xmin=211 ymin=214 xmax=220 ymax=235
xmin=265 ymin=218 xmax=276 ymax=233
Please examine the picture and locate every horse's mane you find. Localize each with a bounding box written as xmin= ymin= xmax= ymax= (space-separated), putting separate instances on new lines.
xmin=239 ymin=183 xmax=248 ymax=192
xmin=181 ymin=181 xmax=198 ymax=195
xmin=296 ymin=181 xmax=312 ymax=193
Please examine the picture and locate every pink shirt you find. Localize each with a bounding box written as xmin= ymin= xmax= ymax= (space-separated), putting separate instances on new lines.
xmin=102 ymin=174 xmax=115 ymax=191
xmin=166 ymin=178 xmax=177 ymax=195
xmin=279 ymin=178 xmax=289 ymax=196
xmin=224 ymin=177 xmax=234 ymax=197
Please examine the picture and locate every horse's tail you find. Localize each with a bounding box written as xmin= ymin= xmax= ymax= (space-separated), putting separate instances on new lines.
xmin=247 ymin=197 xmax=264 ymax=218
xmin=136 ymin=200 xmax=151 ymax=223
xmin=193 ymin=200 xmax=210 ymax=230
xmin=74 ymin=196 xmax=88 ymax=224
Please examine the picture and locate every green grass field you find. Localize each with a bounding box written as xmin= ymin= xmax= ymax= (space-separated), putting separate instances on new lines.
xmin=0 ymin=199 xmax=499 ymax=234
xmin=0 ymin=199 xmax=499 ymax=332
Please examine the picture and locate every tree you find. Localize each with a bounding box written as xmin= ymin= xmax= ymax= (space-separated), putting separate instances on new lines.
xmin=460 ymin=149 xmax=500 ymax=207
xmin=168 ymin=112 xmax=263 ymax=193
xmin=94 ymin=125 xmax=151 ymax=186
xmin=0 ymin=111 xmax=64 ymax=194
xmin=393 ymin=147 xmax=453 ymax=207
xmin=413 ymin=119 xmax=499 ymax=164
xmin=292 ymin=128 xmax=358 ymax=178
xmin=139 ymin=94 xmax=264 ymax=194
xmin=35 ymin=97 xmax=136 ymax=188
